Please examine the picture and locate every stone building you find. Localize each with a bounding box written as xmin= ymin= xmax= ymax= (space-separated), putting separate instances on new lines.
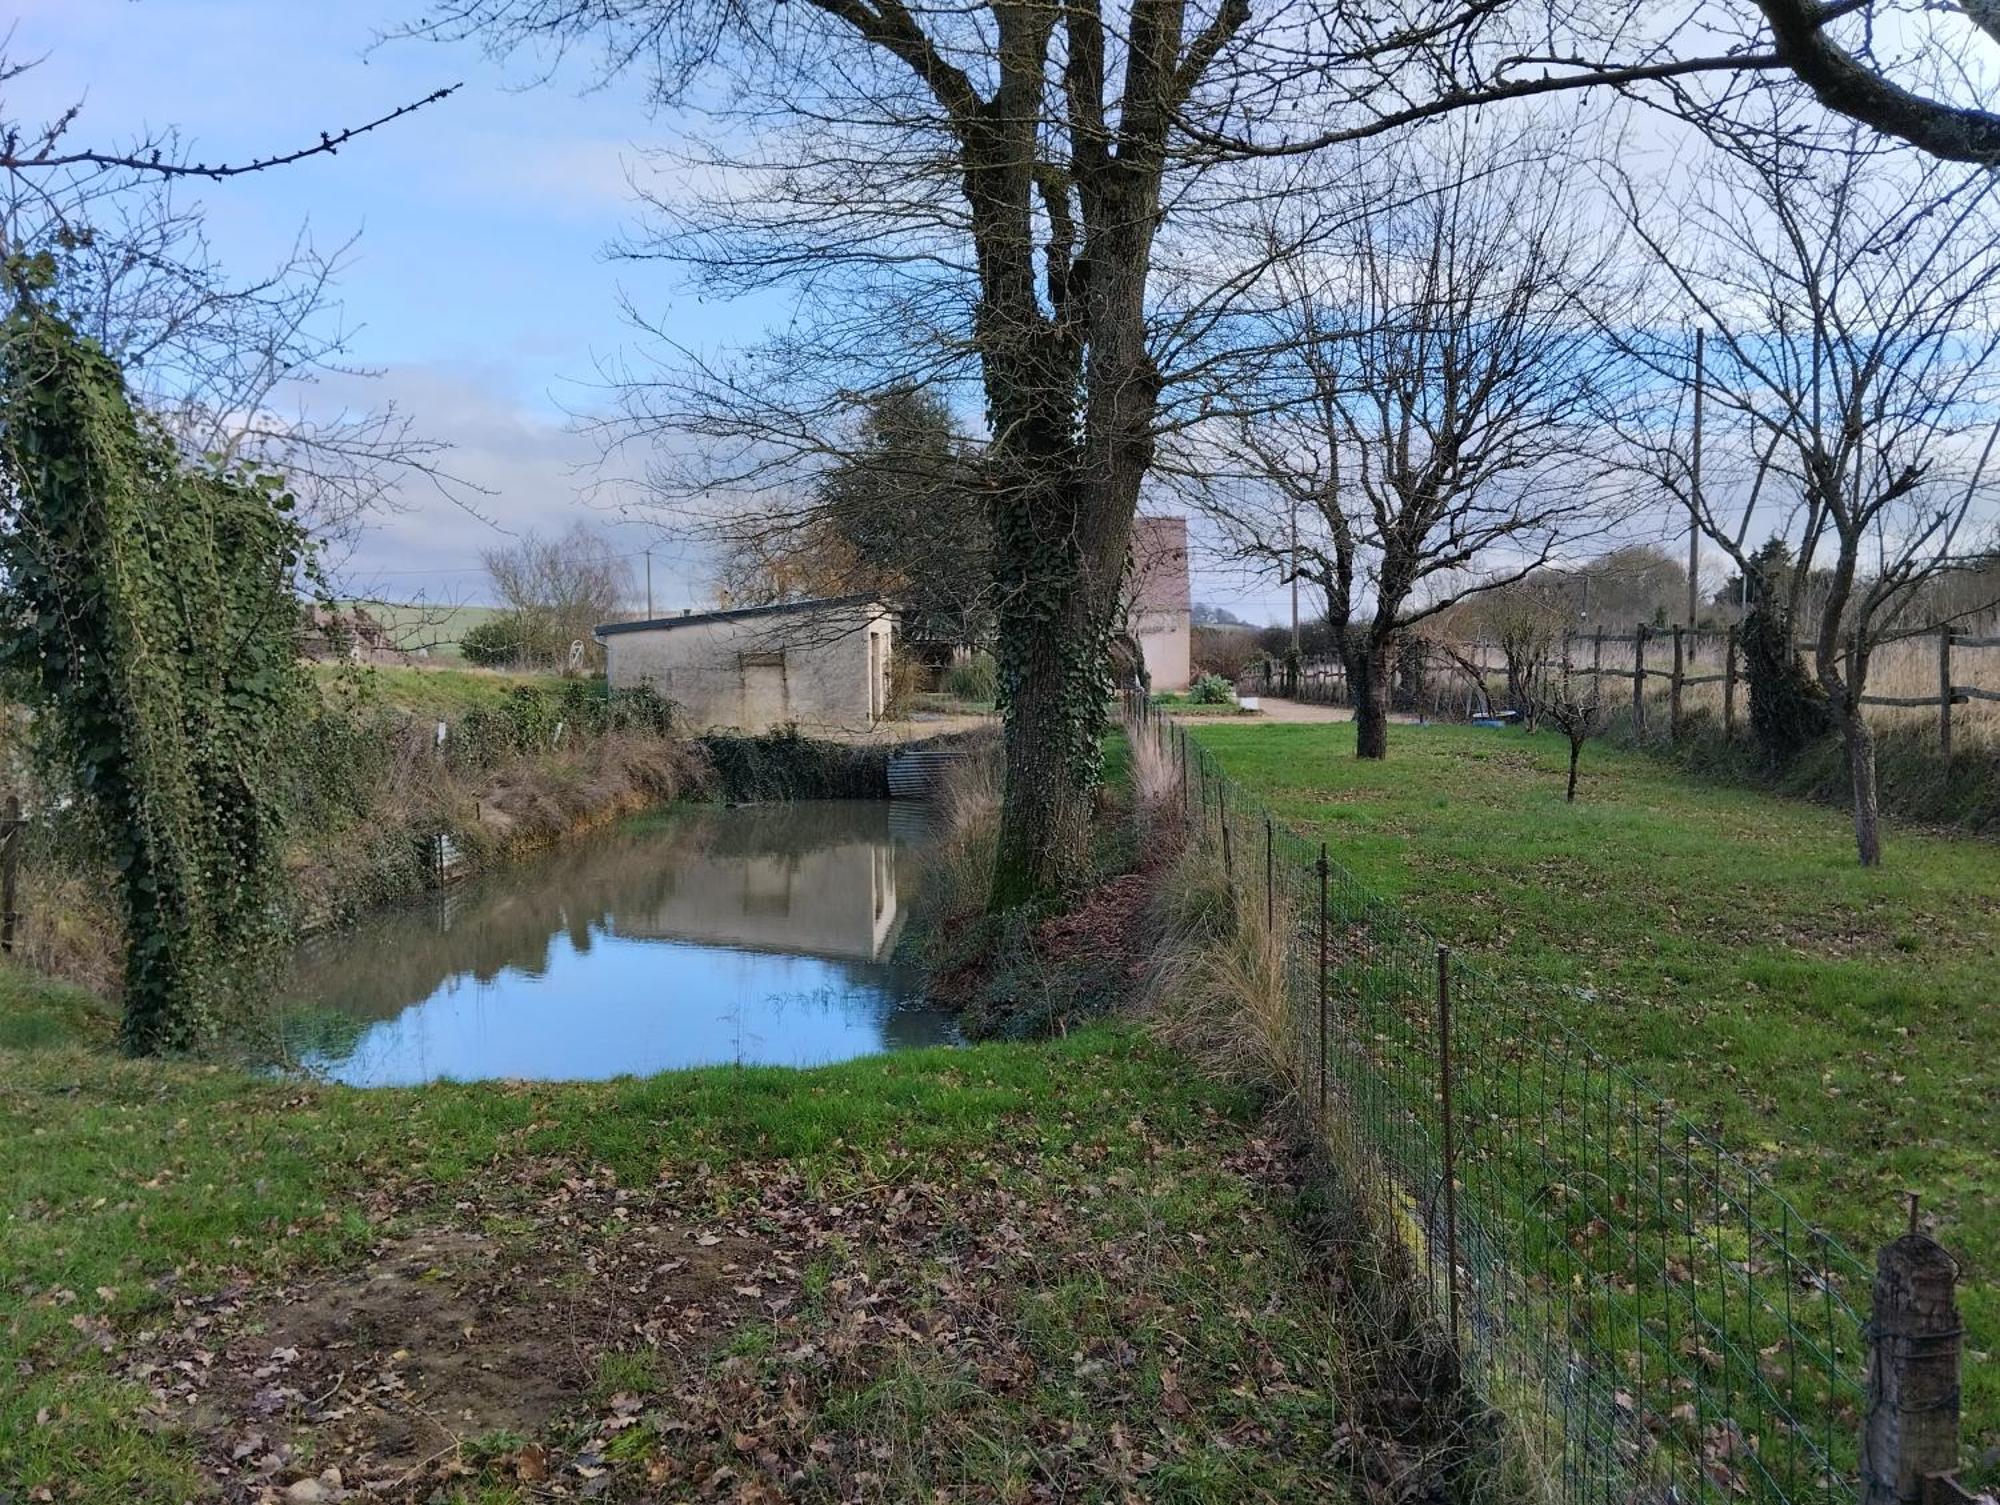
xmin=1126 ymin=515 xmax=1192 ymax=691
xmin=596 ymin=595 xmax=894 ymax=734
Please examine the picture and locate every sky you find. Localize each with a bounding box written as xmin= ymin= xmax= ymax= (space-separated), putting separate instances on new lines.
xmin=10 ymin=0 xmax=742 ymax=612
xmin=6 ymin=0 xmax=1298 ymax=621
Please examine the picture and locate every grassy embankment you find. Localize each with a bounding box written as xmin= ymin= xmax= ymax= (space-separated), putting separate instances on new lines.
xmin=0 ymin=1001 xmax=1369 ymax=1502
xmin=1189 ymin=718 xmax=1999 ymax=1449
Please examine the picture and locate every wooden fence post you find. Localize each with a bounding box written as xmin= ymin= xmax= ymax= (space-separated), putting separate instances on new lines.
xmin=1938 ymin=632 xmax=1953 ymax=763
xmin=1724 ymin=625 xmax=1739 ymax=740
xmin=1861 ymin=1228 xmax=1964 ymax=1505
xmin=1632 ymin=626 xmax=1648 ymax=736
xmin=1670 ymin=626 xmax=1685 ymax=744
xmin=0 ymin=794 xmax=20 ymax=956
xmin=1592 ymin=628 xmax=1604 ymax=698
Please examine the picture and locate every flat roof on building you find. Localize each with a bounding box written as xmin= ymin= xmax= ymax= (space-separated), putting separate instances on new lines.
xmin=595 ymin=594 xmax=884 ymax=638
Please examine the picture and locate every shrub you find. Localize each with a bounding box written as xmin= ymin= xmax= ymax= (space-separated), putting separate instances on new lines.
xmin=941 ymin=650 xmax=999 ymax=702
xmin=460 ymin=613 xmax=530 ymax=667
xmin=1188 ymin=672 xmax=1236 ymax=705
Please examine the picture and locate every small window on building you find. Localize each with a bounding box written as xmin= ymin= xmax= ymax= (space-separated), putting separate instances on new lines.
xmin=739 ymin=650 xmax=786 ymax=669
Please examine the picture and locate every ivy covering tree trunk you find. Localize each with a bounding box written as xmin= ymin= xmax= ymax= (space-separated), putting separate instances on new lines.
xmin=1740 ymin=587 xmax=1833 ymax=769
xmin=0 ymin=289 xmax=312 ymax=1052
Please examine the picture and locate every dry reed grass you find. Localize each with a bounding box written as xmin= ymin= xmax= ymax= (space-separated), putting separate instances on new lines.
xmin=917 ymin=731 xmax=1004 ymax=924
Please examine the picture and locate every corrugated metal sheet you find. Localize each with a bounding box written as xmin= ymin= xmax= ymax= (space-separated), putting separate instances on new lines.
xmin=887 ymin=748 xmax=969 ymax=799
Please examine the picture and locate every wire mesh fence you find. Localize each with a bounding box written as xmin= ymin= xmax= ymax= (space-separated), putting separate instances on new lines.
xmin=1125 ymin=695 xmax=1878 ymax=1505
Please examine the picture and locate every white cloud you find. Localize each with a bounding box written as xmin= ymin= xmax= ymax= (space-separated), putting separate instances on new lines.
xmin=302 ymin=361 xmax=710 ymax=610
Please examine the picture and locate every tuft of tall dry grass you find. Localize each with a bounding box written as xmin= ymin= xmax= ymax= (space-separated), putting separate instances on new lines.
xmin=917 ymin=731 xmax=1003 ymax=925
xmin=1145 ymin=829 xmax=1301 ymax=1100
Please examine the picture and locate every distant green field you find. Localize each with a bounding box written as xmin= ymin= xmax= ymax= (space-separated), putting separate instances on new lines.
xmin=306 ymin=661 xmax=575 ymax=720
xmin=335 ymin=599 xmax=508 ymax=662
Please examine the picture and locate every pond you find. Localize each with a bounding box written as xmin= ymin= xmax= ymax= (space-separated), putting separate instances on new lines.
xmin=277 ymin=801 xmax=956 ymax=1085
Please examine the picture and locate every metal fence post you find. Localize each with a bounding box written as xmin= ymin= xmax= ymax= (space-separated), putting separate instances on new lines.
xmin=1316 ymin=843 xmax=1329 ymax=1125
xmin=1219 ymin=783 xmax=1234 ymax=897
xmin=1861 ymin=1216 xmax=1964 ymax=1505
xmin=1437 ymin=943 xmax=1461 ymax=1343
xmin=1264 ymin=813 xmax=1275 ymax=934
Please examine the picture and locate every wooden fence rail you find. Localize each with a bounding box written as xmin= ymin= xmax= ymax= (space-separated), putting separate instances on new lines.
xmin=1248 ymin=624 xmax=1999 ymax=756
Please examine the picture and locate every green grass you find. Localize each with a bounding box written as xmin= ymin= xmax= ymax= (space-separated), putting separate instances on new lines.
xmin=0 ymin=1016 xmax=1357 ymax=1502
xmin=337 ymin=599 xmax=510 ymax=662
xmin=0 ymin=964 xmax=117 ymax=1052
xmin=1189 ymin=718 xmax=1999 ymax=1455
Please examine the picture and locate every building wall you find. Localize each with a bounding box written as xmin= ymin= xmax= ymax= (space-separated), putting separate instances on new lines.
xmin=604 ymin=603 xmax=893 ymax=733
xmin=1127 ymin=515 xmax=1193 ymax=691
xmin=1132 ymin=608 xmax=1192 ymax=691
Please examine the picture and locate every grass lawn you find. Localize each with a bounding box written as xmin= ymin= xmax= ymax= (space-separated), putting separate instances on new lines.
xmin=1189 ymin=718 xmax=1999 ymax=1451
xmin=309 ymin=661 xmax=578 ymax=721
xmin=337 ymin=600 xmax=510 ymax=663
xmin=0 ymin=1005 xmax=1359 ymax=1503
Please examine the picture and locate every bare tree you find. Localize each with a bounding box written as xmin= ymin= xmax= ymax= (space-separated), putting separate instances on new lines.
xmin=1604 ymin=112 xmax=2000 ymax=865
xmin=394 ymin=0 xmax=2000 ymax=908
xmin=483 ymin=522 xmax=635 ymax=671
xmin=1192 ymin=130 xmax=1625 ymax=758
xmin=0 ymin=41 xmax=456 ymax=191
xmin=1533 ymin=674 xmax=1605 ymax=803
xmin=0 ymin=47 xmax=474 ymax=555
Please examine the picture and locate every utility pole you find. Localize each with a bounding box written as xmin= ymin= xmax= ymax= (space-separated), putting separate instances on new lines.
xmin=644 ymin=548 xmax=654 ymax=619
xmin=1688 ymin=328 xmax=1704 ymax=629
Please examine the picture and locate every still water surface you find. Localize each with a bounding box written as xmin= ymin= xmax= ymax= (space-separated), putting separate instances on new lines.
xmin=279 ymin=801 xmax=956 ymax=1085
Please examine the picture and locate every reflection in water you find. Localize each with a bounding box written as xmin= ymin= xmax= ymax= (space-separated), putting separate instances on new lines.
xmin=279 ymin=801 xmax=956 ymax=1085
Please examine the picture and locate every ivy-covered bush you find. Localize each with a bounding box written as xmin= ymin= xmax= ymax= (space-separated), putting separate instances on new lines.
xmin=0 ymin=291 xmax=314 ymax=1053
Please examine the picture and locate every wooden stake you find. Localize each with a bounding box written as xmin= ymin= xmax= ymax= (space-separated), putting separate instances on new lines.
xmin=1724 ymin=625 xmax=1738 ymax=740
xmin=1939 ymin=630 xmax=1954 ymax=764
xmin=0 ymin=795 xmax=19 ymax=956
xmin=1670 ymin=626 xmax=1685 ymax=744
xmin=1632 ymin=627 xmax=1648 ymax=736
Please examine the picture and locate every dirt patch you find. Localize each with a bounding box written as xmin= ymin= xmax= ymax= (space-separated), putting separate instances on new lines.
xmin=127 ymin=1199 xmax=788 ymax=1501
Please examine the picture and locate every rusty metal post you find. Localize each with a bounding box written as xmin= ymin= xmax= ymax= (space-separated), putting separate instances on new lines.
xmin=1438 ymin=943 xmax=1461 ymax=1342
xmin=1862 ymin=1224 xmax=1963 ymax=1505
xmin=1316 ymin=844 xmax=1330 ymax=1124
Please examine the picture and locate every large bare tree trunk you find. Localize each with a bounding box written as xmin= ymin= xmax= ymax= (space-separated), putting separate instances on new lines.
xmin=1349 ymin=639 xmax=1394 ymax=760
